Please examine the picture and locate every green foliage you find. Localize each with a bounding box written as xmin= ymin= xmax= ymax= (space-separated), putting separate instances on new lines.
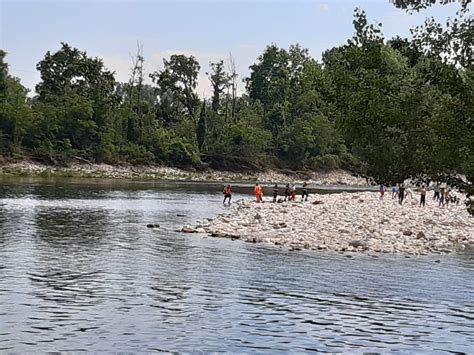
xmin=207 ymin=61 xmax=230 ymax=113
xmin=150 ymin=54 xmax=200 ymax=124
xmin=119 ymin=143 xmax=155 ymax=165
xmin=196 ymin=101 xmax=207 ymax=151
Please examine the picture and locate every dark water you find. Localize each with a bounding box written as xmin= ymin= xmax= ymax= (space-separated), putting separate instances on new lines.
xmin=0 ymin=177 xmax=473 ymax=353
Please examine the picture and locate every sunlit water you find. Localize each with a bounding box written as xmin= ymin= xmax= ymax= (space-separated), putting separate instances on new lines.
xmin=0 ymin=177 xmax=473 ymax=353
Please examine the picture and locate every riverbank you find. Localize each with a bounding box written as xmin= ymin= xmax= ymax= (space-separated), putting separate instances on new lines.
xmin=0 ymin=160 xmax=366 ymax=185
xmin=186 ymin=191 xmax=473 ymax=255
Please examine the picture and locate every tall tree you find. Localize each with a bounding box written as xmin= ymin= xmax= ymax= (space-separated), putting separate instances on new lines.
xmin=246 ymin=44 xmax=314 ymax=112
xmin=34 ymin=43 xmax=117 ymax=157
xmin=206 ymin=60 xmax=229 ymax=113
xmin=228 ymin=54 xmax=239 ymax=119
xmin=0 ymin=50 xmax=7 ymax=100
xmin=150 ymin=54 xmax=200 ymax=124
xmin=196 ymin=99 xmax=207 ymax=151
xmin=0 ymin=51 xmax=35 ymax=153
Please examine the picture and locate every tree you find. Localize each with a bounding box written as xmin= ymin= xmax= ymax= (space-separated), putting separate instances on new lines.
xmin=246 ymin=44 xmax=315 ymax=112
xmin=0 ymin=51 xmax=35 ymax=154
xmin=36 ymin=43 xmax=116 ymax=108
xmin=0 ymin=50 xmax=7 ymax=100
xmin=150 ymin=54 xmax=200 ymax=124
xmin=207 ymin=60 xmax=229 ymax=113
xmin=390 ymin=0 xmax=473 ymax=68
xmin=351 ymin=8 xmax=384 ymax=46
xmin=228 ymin=54 xmax=239 ymax=119
xmin=33 ymin=43 xmax=118 ymax=160
xmin=196 ymin=99 xmax=207 ymax=151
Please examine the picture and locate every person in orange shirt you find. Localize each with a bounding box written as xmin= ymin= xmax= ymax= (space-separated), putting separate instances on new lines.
xmin=254 ymin=183 xmax=263 ymax=203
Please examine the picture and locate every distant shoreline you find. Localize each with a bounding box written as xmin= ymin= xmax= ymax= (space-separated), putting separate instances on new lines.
xmin=0 ymin=160 xmax=367 ymax=186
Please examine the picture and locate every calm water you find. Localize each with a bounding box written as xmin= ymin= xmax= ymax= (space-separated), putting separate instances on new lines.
xmin=0 ymin=177 xmax=473 ymax=353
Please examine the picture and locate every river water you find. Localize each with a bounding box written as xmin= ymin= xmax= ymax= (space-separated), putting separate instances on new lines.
xmin=0 ymin=177 xmax=473 ymax=353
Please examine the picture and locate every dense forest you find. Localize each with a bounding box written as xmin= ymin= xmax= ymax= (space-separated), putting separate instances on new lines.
xmin=0 ymin=1 xmax=472 ymax=193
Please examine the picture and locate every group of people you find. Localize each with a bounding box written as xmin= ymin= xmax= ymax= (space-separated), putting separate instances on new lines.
xmin=224 ymin=181 xmax=460 ymax=208
xmin=379 ymin=183 xmax=456 ymax=208
xmin=272 ymin=182 xmax=309 ymax=203
xmin=222 ymin=182 xmax=310 ymax=205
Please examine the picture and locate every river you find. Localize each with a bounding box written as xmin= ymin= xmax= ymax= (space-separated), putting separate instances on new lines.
xmin=0 ymin=177 xmax=473 ymax=353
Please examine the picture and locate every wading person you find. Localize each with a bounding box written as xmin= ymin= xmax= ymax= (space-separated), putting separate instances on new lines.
xmin=398 ymin=184 xmax=405 ymax=205
xmin=405 ymin=186 xmax=414 ymax=199
xmin=223 ymin=184 xmax=232 ymax=205
xmin=272 ymin=183 xmax=279 ymax=203
xmin=301 ymin=182 xmax=309 ymax=202
xmin=254 ymin=183 xmax=263 ymax=203
xmin=420 ymin=185 xmax=426 ymax=207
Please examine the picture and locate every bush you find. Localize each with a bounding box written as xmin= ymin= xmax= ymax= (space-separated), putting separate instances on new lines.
xmin=119 ymin=143 xmax=155 ymax=165
xmin=165 ymin=140 xmax=201 ymax=168
xmin=305 ymin=154 xmax=341 ymax=171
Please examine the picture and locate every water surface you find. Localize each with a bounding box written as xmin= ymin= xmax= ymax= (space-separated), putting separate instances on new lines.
xmin=0 ymin=177 xmax=473 ymax=353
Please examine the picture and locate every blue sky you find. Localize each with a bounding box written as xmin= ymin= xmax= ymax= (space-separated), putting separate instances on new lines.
xmin=0 ymin=0 xmax=459 ymax=97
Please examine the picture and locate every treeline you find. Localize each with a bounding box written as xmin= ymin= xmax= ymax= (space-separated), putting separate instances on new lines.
xmin=0 ymin=1 xmax=472 ymax=191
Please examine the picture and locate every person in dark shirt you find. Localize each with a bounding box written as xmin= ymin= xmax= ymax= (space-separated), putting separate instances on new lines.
xmin=284 ymin=184 xmax=290 ymax=201
xmin=439 ymin=187 xmax=446 ymax=207
xmin=420 ymin=185 xmax=426 ymax=207
xmin=272 ymin=184 xmax=279 ymax=203
xmin=301 ymin=182 xmax=309 ymax=202
xmin=398 ymin=184 xmax=405 ymax=205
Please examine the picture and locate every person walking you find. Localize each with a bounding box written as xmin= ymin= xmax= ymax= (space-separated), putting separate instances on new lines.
xmin=444 ymin=189 xmax=450 ymax=208
xmin=301 ymin=182 xmax=309 ymax=202
xmin=391 ymin=185 xmax=398 ymax=199
xmin=272 ymin=184 xmax=279 ymax=203
xmin=398 ymin=184 xmax=405 ymax=205
xmin=420 ymin=185 xmax=426 ymax=207
xmin=439 ymin=186 xmax=446 ymax=207
xmin=254 ymin=183 xmax=263 ymax=203
xmin=379 ymin=184 xmax=386 ymax=200
xmin=289 ymin=183 xmax=296 ymax=201
xmin=433 ymin=184 xmax=440 ymax=201
xmin=223 ymin=184 xmax=232 ymax=205
xmin=284 ymin=184 xmax=291 ymax=202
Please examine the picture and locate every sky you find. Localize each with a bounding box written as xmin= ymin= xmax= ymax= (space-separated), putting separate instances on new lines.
xmin=0 ymin=0 xmax=460 ymax=97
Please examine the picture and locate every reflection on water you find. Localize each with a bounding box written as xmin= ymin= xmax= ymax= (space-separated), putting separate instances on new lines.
xmin=0 ymin=177 xmax=473 ymax=352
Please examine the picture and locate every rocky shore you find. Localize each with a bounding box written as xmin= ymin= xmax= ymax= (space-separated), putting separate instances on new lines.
xmin=185 ymin=191 xmax=473 ymax=255
xmin=0 ymin=160 xmax=366 ymax=185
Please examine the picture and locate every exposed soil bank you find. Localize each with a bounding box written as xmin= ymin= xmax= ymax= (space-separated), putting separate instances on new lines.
xmin=185 ymin=191 xmax=473 ymax=255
